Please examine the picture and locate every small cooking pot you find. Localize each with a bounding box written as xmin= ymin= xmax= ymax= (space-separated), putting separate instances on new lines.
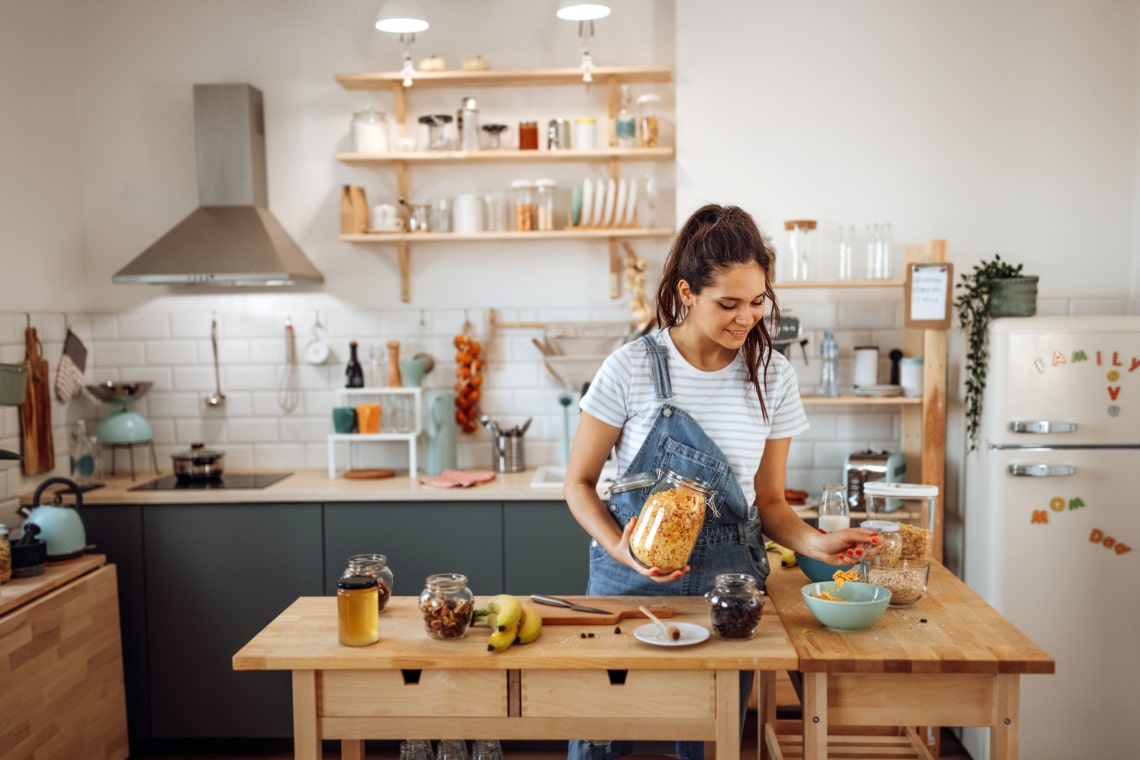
xmin=172 ymin=443 xmax=225 ymax=481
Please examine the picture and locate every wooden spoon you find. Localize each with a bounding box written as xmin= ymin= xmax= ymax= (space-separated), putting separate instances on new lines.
xmin=639 ymin=604 xmax=680 ymax=641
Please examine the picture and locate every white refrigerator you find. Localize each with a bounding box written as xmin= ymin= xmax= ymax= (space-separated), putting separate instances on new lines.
xmin=963 ymin=316 xmax=1140 ymax=760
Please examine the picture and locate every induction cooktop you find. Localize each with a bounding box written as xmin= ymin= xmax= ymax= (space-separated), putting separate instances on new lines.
xmin=129 ymin=472 xmax=293 ymax=491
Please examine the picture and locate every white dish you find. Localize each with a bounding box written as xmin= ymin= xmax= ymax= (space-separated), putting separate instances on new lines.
xmin=624 ymin=179 xmax=638 ymax=226
xmin=854 ymin=384 xmax=903 ymax=397
xmin=602 ymin=178 xmax=617 ymax=226
xmin=633 ymin=622 xmax=710 ymax=647
xmin=615 ymin=178 xmax=633 ymax=225
xmin=580 ymin=179 xmax=594 ymax=228
xmin=592 ymin=178 xmax=606 ymax=226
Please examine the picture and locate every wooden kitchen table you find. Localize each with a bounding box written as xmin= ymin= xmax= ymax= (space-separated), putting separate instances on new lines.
xmin=761 ymin=561 xmax=1054 ymax=760
xmin=233 ymin=595 xmax=796 ymax=760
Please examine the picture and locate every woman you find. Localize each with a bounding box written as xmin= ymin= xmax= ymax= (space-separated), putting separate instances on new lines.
xmin=564 ymin=204 xmax=878 ymax=760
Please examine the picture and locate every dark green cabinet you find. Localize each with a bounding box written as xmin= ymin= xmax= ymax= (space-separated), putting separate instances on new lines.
xmin=324 ymin=501 xmax=504 ymax=597
xmin=143 ymin=503 xmax=323 ymax=738
xmin=503 ymin=500 xmax=591 ymax=596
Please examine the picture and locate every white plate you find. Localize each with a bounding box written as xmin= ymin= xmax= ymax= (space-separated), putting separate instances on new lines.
xmin=580 ymin=179 xmax=593 ymax=227
xmin=624 ymin=179 xmax=638 ymax=226
xmin=633 ymin=622 xmax=710 ymax=647
xmin=854 ymin=384 xmax=903 ymax=397
xmin=592 ymin=178 xmax=607 ymax=225
xmin=614 ymin=178 xmax=628 ymax=226
xmin=602 ymin=178 xmax=617 ymax=226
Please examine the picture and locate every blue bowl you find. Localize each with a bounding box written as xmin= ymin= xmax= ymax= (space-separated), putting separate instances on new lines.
xmin=794 ymin=552 xmax=857 ymax=583
xmin=801 ymin=581 xmax=892 ymax=631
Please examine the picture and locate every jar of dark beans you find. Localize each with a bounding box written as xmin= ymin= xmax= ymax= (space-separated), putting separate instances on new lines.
xmin=419 ymin=572 xmax=475 ymax=639
xmin=343 ymin=554 xmax=395 ymax=613
xmin=705 ymin=572 xmax=764 ymax=640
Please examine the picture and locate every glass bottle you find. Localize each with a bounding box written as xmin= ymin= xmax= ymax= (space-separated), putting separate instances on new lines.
xmin=68 ymin=419 xmax=98 ymax=487
xmin=337 ymin=574 xmax=380 ymax=646
xmin=419 ymin=573 xmax=475 ymax=639
xmin=534 ymin=178 xmax=557 ymax=231
xmin=818 ymin=483 xmax=851 ymax=533
xmin=636 ymin=93 xmax=661 ymax=148
xmin=837 ymin=224 xmax=855 ymax=281
xmin=615 ymin=85 xmax=636 ymax=148
xmin=629 ymin=469 xmax=716 ymax=574
xmin=400 ymin=740 xmax=435 ymax=760
xmin=345 ymin=341 xmax=365 ymax=388
xmin=784 ymin=219 xmax=817 ymax=282
xmin=459 ymin=97 xmax=480 ymax=151
xmin=705 ymin=572 xmax=765 ymax=640
xmin=437 ymin=740 xmax=468 ymax=760
xmin=343 ymin=554 xmax=395 ymax=613
xmin=866 ymin=223 xmax=888 ymax=280
xmin=818 ymin=330 xmax=839 ymax=397
xmin=0 ymin=523 xmax=11 ymax=584
xmin=878 ymin=222 xmax=895 ymax=280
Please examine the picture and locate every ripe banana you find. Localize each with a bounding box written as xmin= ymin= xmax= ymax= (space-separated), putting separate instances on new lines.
xmin=514 ymin=602 xmax=543 ymax=645
xmin=482 ymin=593 xmax=523 ymax=631
xmin=766 ymin=540 xmax=796 ymax=568
xmin=487 ymin=621 xmax=520 ymax=652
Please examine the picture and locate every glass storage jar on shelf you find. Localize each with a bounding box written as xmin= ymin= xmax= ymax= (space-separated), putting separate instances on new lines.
xmin=636 ymin=93 xmax=661 ymax=148
xmin=351 ymin=106 xmax=391 ymax=153
xmin=705 ymin=572 xmax=764 ymax=639
xmin=511 ymin=180 xmax=535 ymax=232
xmin=342 ymin=553 xmax=395 ymax=612
xmin=534 ymin=178 xmax=557 ymax=231
xmin=623 ymin=468 xmax=716 ymax=574
xmin=419 ymin=572 xmax=475 ymax=639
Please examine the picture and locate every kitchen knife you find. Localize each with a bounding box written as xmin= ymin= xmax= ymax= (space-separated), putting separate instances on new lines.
xmin=530 ymin=594 xmax=614 ymax=615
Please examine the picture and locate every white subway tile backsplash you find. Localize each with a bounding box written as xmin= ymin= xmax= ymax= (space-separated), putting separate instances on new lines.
xmin=145 ymin=340 xmax=201 ymax=365
xmin=91 ymin=341 xmax=147 ymax=366
xmin=117 ymin=313 xmax=171 ymax=339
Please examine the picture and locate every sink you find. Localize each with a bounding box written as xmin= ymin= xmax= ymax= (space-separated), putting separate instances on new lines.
xmin=531 ymin=463 xmax=619 ymax=490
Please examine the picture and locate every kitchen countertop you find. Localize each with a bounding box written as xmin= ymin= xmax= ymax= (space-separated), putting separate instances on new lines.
xmin=19 ymin=468 xmax=581 ymax=506
xmin=0 ymin=554 xmax=107 ymax=617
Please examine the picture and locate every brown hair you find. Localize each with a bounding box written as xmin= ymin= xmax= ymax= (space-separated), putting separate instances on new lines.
xmin=654 ymin=204 xmax=779 ymax=419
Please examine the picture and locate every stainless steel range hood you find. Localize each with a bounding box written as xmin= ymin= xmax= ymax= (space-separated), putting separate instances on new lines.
xmin=113 ymin=84 xmax=323 ymax=286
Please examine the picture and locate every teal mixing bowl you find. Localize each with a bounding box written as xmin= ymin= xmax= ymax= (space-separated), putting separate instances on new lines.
xmin=794 ymin=552 xmax=857 ymax=583
xmin=801 ymin=581 xmax=891 ymax=631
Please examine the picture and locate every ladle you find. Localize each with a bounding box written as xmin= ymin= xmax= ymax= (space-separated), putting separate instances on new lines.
xmin=205 ymin=315 xmax=226 ymax=407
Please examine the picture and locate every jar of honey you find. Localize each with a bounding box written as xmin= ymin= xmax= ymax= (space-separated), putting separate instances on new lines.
xmin=518 ymin=120 xmax=539 ymax=150
xmin=627 ymin=468 xmax=715 ymax=574
xmin=337 ymin=575 xmax=379 ymax=646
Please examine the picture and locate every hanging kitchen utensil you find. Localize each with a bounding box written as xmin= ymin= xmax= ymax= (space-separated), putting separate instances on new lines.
xmin=280 ymin=317 xmax=300 ymax=413
xmin=205 ymin=314 xmax=226 ymax=407
xmin=19 ymin=325 xmax=53 ymax=475
xmin=54 ymin=328 xmax=88 ymax=403
xmin=303 ymin=312 xmax=330 ymax=365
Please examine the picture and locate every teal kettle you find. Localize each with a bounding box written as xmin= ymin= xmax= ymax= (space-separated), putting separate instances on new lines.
xmin=19 ymin=477 xmax=87 ymax=560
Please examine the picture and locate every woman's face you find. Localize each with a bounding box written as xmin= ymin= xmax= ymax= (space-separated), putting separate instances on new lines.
xmin=680 ymin=261 xmax=768 ymax=351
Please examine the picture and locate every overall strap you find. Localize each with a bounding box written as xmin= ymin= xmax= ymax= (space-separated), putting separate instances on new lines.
xmin=640 ymin=333 xmax=673 ymax=400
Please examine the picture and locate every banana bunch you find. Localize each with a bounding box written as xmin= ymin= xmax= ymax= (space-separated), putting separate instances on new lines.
xmin=475 ymin=593 xmax=543 ymax=652
xmin=766 ymin=539 xmax=797 ymax=568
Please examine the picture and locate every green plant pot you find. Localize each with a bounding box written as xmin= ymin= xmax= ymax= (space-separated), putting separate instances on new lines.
xmin=988 ymin=276 xmax=1038 ymax=318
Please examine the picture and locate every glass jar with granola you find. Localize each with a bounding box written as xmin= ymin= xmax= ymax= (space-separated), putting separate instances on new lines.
xmin=628 ymin=468 xmax=715 ymax=574
xmin=419 ymin=573 xmax=475 ymax=639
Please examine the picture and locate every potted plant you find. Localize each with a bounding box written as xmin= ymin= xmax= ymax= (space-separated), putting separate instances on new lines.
xmin=953 ymin=254 xmax=1038 ymax=452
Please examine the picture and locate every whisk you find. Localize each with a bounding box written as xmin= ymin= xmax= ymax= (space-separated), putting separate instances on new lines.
xmin=280 ymin=317 xmax=300 ymax=413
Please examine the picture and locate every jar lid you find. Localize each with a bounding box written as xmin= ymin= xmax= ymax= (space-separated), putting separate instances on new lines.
xmin=510 ymin=179 xmax=534 ymax=189
xmin=900 ymin=357 xmax=923 ymax=364
xmin=860 ymin=520 xmax=900 ymax=533
xmin=574 ymin=116 xmax=596 ymax=125
xmin=658 ymin=468 xmax=713 ymax=494
xmin=636 ymin=93 xmax=661 ymax=105
xmin=863 ymin=482 xmax=939 ymax=497
xmin=354 ymin=106 xmax=387 ymax=121
xmin=534 ymin=178 xmax=557 ymax=188
xmin=783 ymin=219 xmax=818 ymax=230
xmin=337 ymin=575 xmax=378 ymax=590
xmin=609 ymin=471 xmax=657 ymax=494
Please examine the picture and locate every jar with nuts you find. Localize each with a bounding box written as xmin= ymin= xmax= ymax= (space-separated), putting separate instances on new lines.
xmin=343 ymin=554 xmax=395 ymax=613
xmin=419 ymin=573 xmax=475 ymax=639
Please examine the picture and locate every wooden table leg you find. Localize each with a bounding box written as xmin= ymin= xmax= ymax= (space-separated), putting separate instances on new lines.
xmin=712 ymin=669 xmax=741 ymax=760
xmin=757 ymin=671 xmax=776 ymax=760
xmin=292 ymin=670 xmax=321 ymax=760
xmin=800 ymin=672 xmax=828 ymax=760
xmin=342 ymin=740 xmax=365 ymax=760
xmin=989 ymin=674 xmax=1020 ymax=760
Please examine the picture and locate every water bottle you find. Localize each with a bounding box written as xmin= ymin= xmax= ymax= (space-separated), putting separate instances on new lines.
xmin=819 ymin=330 xmax=839 ymax=397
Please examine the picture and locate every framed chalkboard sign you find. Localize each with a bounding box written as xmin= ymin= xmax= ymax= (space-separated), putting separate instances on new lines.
xmin=904 ymin=262 xmax=953 ymax=329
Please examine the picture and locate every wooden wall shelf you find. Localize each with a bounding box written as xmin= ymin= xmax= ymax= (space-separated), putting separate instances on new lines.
xmin=336 ymin=147 xmax=674 ymax=165
xmin=334 ymin=66 xmax=673 ymax=90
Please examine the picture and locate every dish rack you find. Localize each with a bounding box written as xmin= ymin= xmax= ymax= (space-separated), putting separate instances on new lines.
xmin=536 ymin=321 xmax=632 ymax=393
xmin=326 ymin=387 xmax=423 ymax=478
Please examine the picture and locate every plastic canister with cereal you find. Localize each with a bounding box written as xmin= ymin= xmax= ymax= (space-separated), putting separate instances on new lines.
xmin=623 ymin=468 xmax=717 ymax=574
xmin=863 ymin=482 xmax=938 ymax=560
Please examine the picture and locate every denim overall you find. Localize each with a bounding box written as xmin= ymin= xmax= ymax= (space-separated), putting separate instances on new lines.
xmin=568 ymin=335 xmax=769 ymax=760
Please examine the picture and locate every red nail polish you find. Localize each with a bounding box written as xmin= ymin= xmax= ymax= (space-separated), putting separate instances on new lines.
xmin=871 ymin=537 xmax=879 ymax=544
xmin=855 ymin=548 xmax=863 ymax=556
xmin=818 ymin=528 xmax=827 ymax=534
xmin=650 ymin=568 xmax=659 ymax=576
xmin=869 ymin=532 xmax=879 ymax=537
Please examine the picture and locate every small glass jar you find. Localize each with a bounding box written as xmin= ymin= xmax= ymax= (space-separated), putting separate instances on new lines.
xmin=636 ymin=93 xmax=661 ymax=148
xmin=860 ymin=520 xmax=902 ymax=567
xmin=337 ymin=575 xmax=380 ymax=646
xmin=343 ymin=553 xmax=395 ymax=612
xmin=573 ymin=116 xmax=596 ymax=149
xmin=534 ymin=178 xmax=557 ymax=231
xmin=628 ymin=468 xmax=715 ymax=574
xmin=351 ymin=106 xmax=391 ymax=153
xmin=705 ymin=572 xmax=764 ymax=640
xmin=510 ymin=180 xmax=535 ymax=232
xmin=817 ymin=483 xmax=850 ymax=533
xmin=0 ymin=523 xmax=11 ymax=584
xmin=69 ymin=420 xmax=99 ymax=487
xmin=864 ymin=482 xmax=938 ymax=560
xmin=419 ymin=573 xmax=475 ymax=639
xmin=518 ymin=120 xmax=539 ymax=150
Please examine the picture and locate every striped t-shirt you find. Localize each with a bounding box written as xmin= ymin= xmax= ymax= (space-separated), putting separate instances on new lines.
xmin=580 ymin=328 xmax=810 ymax=507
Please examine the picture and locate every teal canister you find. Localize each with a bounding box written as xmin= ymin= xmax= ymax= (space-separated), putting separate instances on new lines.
xmin=425 ymin=391 xmax=458 ymax=475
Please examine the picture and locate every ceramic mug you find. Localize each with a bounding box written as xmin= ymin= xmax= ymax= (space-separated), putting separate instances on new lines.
xmin=355 ymin=403 xmax=381 ymax=434
xmin=332 ymin=406 xmax=357 ymax=434
xmin=371 ymin=204 xmax=404 ymax=233
xmin=400 ymin=358 xmax=426 ymax=388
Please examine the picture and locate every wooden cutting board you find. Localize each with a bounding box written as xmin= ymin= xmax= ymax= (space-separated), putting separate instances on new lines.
xmin=19 ymin=327 xmax=53 ymax=476
xmin=528 ymin=596 xmax=675 ymax=626
xmin=344 ymin=468 xmax=396 ymax=480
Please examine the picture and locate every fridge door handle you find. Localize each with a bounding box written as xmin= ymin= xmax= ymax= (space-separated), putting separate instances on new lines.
xmin=1008 ymin=420 xmax=1078 ymax=434
xmin=1008 ymin=463 xmax=1077 ymax=477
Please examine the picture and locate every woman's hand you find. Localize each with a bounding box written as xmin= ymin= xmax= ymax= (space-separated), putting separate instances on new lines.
xmin=614 ymin=516 xmax=689 ymax=583
xmin=804 ymin=526 xmax=881 ymax=565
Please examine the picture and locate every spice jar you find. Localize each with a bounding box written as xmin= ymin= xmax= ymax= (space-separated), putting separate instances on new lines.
xmin=705 ymin=573 xmax=764 ymax=640
xmin=0 ymin=523 xmax=11 ymax=584
xmin=351 ymin=106 xmax=391 ymax=153
xmin=419 ymin=572 xmax=475 ymax=639
xmin=573 ymin=116 xmax=596 ymax=149
xmin=518 ymin=120 xmax=539 ymax=150
xmin=534 ymin=178 xmax=557 ymax=231
xmin=510 ymin=180 xmax=535 ymax=232
xmin=636 ymin=93 xmax=661 ymax=148
xmin=337 ymin=575 xmax=380 ymax=646
xmin=860 ymin=520 xmax=902 ymax=567
xmin=343 ymin=553 xmax=395 ymax=612
xmin=628 ymin=468 xmax=715 ymax=574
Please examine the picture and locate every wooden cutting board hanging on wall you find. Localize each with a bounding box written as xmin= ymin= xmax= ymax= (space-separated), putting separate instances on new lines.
xmin=20 ymin=326 xmax=54 ymax=475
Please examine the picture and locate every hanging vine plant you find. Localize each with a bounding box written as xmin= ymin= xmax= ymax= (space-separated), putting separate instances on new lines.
xmin=953 ymin=254 xmax=1037 ymax=453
